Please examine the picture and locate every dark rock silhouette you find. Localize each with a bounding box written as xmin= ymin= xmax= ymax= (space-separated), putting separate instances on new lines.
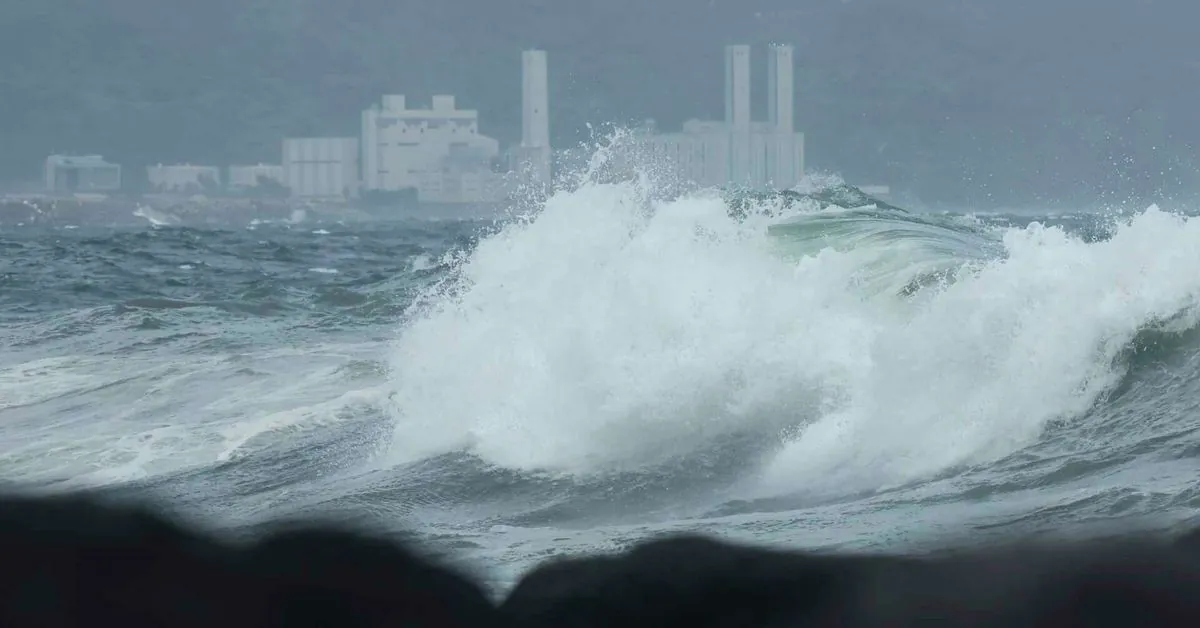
xmin=0 ymin=490 xmax=1198 ymax=626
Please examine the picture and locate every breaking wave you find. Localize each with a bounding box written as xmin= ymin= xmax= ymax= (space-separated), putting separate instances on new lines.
xmin=382 ymin=174 xmax=1200 ymax=519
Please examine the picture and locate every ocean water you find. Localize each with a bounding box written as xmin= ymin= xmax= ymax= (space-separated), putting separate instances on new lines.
xmin=2 ymin=176 xmax=1200 ymax=591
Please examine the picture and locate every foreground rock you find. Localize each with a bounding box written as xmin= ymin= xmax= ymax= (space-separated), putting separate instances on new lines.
xmin=1 ymin=490 xmax=1198 ymax=627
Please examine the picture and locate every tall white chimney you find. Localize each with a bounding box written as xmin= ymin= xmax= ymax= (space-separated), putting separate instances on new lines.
xmin=521 ymin=49 xmax=551 ymax=189
xmin=724 ymin=45 xmax=751 ymax=131
xmin=522 ymin=50 xmax=550 ymax=149
xmin=767 ymin=44 xmax=794 ymax=134
xmin=725 ymin=44 xmax=752 ymax=185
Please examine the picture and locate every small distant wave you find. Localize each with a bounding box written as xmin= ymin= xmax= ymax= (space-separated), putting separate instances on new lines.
xmin=133 ymin=206 xmax=183 ymax=227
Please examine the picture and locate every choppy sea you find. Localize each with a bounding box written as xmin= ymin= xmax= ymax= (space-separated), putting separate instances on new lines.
xmin=3 ymin=179 xmax=1199 ymax=590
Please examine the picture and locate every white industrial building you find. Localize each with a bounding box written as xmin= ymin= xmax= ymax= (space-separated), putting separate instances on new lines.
xmin=627 ymin=44 xmax=805 ymax=191
xmin=227 ymin=163 xmax=284 ymax=190
xmin=282 ymin=137 xmax=359 ymax=199
xmin=361 ymin=94 xmax=501 ymax=204
xmin=44 ymin=155 xmax=122 ymax=193
xmin=147 ymin=164 xmax=221 ymax=193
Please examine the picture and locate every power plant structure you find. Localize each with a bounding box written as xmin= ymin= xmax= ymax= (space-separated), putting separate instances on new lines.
xmin=628 ymin=43 xmax=805 ymax=191
xmin=359 ymin=94 xmax=501 ymax=203
xmin=279 ymin=49 xmax=551 ymax=203
xmin=515 ymin=49 xmax=552 ymax=193
xmin=42 ymin=45 xmax=803 ymax=202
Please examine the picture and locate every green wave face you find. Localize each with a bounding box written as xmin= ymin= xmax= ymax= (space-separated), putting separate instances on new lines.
xmin=723 ymin=183 xmax=908 ymax=221
xmin=724 ymin=184 xmax=1006 ymax=299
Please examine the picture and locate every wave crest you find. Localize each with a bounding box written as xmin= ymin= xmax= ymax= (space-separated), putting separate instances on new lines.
xmin=381 ymin=172 xmax=1200 ymax=504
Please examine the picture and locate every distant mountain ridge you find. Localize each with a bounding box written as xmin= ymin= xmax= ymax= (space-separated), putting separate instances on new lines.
xmin=4 ymin=0 xmax=1200 ymax=207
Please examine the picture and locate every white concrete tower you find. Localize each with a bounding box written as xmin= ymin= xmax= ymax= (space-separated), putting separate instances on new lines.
xmin=521 ymin=49 xmax=551 ymax=190
xmin=361 ymin=106 xmax=380 ymax=191
xmin=767 ymin=43 xmax=794 ymax=134
xmin=724 ymin=44 xmax=751 ymax=186
xmin=724 ymin=44 xmax=751 ymax=130
xmin=766 ymin=43 xmax=799 ymax=188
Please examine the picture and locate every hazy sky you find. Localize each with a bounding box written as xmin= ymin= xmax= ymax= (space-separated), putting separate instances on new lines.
xmin=4 ymin=0 xmax=1200 ymax=207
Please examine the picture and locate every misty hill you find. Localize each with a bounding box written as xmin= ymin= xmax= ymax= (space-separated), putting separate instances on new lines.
xmin=4 ymin=0 xmax=1200 ymax=207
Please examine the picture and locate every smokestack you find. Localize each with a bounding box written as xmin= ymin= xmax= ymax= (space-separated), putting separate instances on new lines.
xmin=767 ymin=44 xmax=794 ymax=134
xmin=520 ymin=49 xmax=551 ymax=190
xmin=521 ymin=50 xmax=550 ymax=149
xmin=724 ymin=45 xmax=750 ymax=131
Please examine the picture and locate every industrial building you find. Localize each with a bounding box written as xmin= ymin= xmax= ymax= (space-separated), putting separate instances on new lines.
xmin=147 ymin=164 xmax=222 ymax=193
xmin=227 ymin=163 xmax=284 ymax=191
xmin=44 ymin=155 xmax=122 ymax=193
xmin=626 ymin=44 xmax=805 ymax=191
xmin=281 ymin=137 xmax=359 ymax=199
xmin=360 ymin=94 xmax=502 ymax=204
